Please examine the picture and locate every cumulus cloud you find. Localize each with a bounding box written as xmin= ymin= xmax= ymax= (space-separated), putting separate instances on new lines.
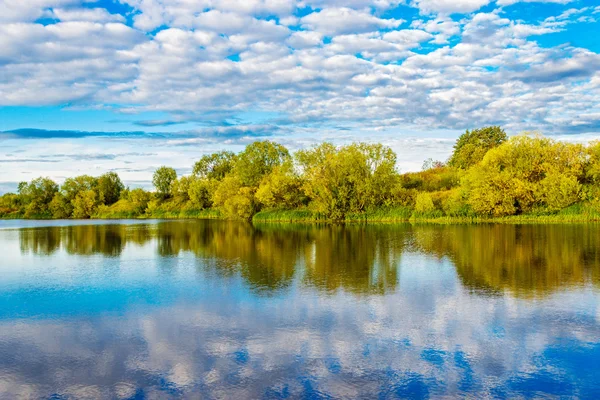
xmin=497 ymin=0 xmax=574 ymax=6
xmin=49 ymin=7 xmax=126 ymax=23
xmin=411 ymin=0 xmax=491 ymax=15
xmin=301 ymin=7 xmax=405 ymax=36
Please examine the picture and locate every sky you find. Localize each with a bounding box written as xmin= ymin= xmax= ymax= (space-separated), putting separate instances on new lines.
xmin=1 ymin=0 xmax=599 ymax=192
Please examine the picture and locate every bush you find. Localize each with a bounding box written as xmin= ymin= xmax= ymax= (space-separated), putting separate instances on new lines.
xmin=415 ymin=192 xmax=435 ymax=214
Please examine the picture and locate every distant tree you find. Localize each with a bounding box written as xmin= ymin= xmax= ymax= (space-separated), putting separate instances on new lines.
xmin=97 ymin=172 xmax=124 ymax=205
xmin=152 ymin=166 xmax=177 ymax=198
xmin=422 ymin=158 xmax=446 ymax=170
xmin=193 ymin=151 xmax=237 ymax=180
xmin=464 ymin=134 xmax=585 ymax=216
xmin=448 ymin=126 xmax=507 ymax=169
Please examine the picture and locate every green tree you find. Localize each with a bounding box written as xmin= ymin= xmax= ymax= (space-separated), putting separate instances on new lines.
xmin=234 ymin=141 xmax=290 ymax=187
xmin=19 ymin=177 xmax=59 ymax=218
xmin=97 ymin=172 xmax=124 ymax=205
xmin=188 ymin=178 xmax=216 ymax=209
xmin=152 ymin=166 xmax=177 ymax=198
xmin=62 ymin=175 xmax=98 ymax=203
xmin=193 ymin=151 xmax=237 ymax=180
xmin=49 ymin=193 xmax=71 ymax=218
xmin=448 ymin=126 xmax=508 ymax=169
xmin=585 ymin=141 xmax=600 ymax=184
xmin=170 ymin=175 xmax=193 ymax=201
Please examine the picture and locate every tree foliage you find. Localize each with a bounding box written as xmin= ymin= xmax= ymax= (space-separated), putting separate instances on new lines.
xmin=97 ymin=172 xmax=124 ymax=205
xmin=234 ymin=140 xmax=290 ymax=186
xmin=255 ymin=161 xmax=305 ymax=209
xmin=4 ymin=130 xmax=600 ymax=221
xmin=297 ymin=143 xmax=398 ymax=219
xmin=193 ymin=151 xmax=237 ymax=180
xmin=463 ymin=135 xmax=586 ymax=216
xmin=448 ymin=126 xmax=508 ymax=169
xmin=153 ymin=166 xmax=177 ymax=198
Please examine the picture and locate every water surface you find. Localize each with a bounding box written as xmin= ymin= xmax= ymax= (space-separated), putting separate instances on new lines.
xmin=1 ymin=220 xmax=599 ymax=399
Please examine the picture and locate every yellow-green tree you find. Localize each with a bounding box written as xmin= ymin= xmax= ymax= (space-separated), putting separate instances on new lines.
xmin=188 ymin=178 xmax=216 ymax=209
xmin=62 ymin=175 xmax=97 ymax=203
xmin=49 ymin=193 xmax=71 ymax=218
xmin=297 ymin=142 xmax=398 ymax=219
xmin=19 ymin=177 xmax=59 ymax=218
xmin=212 ymin=176 xmax=256 ymax=219
xmin=255 ymin=161 xmax=305 ymax=209
xmin=414 ymin=192 xmax=435 ymax=215
xmin=72 ymin=189 xmax=99 ymax=218
xmin=463 ymin=135 xmax=586 ymax=216
xmin=129 ymin=188 xmax=152 ymax=214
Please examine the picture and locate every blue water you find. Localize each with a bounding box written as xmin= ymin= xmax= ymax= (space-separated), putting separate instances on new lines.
xmin=0 ymin=220 xmax=599 ymax=398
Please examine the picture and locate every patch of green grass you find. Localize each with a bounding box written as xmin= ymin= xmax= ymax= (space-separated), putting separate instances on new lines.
xmin=252 ymin=209 xmax=327 ymax=223
xmin=145 ymin=208 xmax=223 ymax=219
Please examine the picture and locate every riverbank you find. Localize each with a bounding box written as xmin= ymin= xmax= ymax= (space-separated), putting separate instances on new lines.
xmin=4 ymin=204 xmax=600 ymax=224
xmin=252 ymin=206 xmax=600 ymax=224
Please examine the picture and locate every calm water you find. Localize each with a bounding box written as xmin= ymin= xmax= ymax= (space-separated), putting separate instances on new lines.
xmin=1 ymin=220 xmax=599 ymax=399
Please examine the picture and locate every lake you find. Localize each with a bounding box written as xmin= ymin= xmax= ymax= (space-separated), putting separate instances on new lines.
xmin=0 ymin=220 xmax=599 ymax=399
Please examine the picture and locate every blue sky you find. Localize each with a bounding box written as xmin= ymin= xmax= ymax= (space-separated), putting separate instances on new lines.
xmin=1 ymin=0 xmax=599 ymax=192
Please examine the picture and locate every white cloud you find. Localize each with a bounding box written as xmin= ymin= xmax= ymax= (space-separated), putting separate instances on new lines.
xmin=49 ymin=7 xmax=126 ymax=23
xmin=497 ymin=0 xmax=573 ymax=5
xmin=411 ymin=0 xmax=491 ymax=14
xmin=411 ymin=16 xmax=461 ymax=43
xmin=286 ymin=30 xmax=324 ymax=48
xmin=301 ymin=7 xmax=404 ymax=36
xmin=0 ymin=0 xmax=76 ymax=22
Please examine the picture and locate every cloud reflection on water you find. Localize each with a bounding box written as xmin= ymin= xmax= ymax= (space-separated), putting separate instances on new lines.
xmin=0 ymin=221 xmax=599 ymax=398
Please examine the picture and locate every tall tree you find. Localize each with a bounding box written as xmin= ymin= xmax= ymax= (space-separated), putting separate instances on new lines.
xmin=193 ymin=151 xmax=237 ymax=180
xmin=97 ymin=172 xmax=124 ymax=205
xmin=233 ymin=141 xmax=290 ymax=187
xmin=448 ymin=126 xmax=507 ymax=169
xmin=152 ymin=166 xmax=177 ymax=198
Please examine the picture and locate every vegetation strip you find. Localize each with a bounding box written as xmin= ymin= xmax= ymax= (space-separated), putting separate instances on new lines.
xmin=2 ymin=126 xmax=600 ymax=223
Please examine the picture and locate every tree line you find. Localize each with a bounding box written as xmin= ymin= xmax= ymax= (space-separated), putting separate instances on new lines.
xmin=2 ymin=126 xmax=600 ymax=220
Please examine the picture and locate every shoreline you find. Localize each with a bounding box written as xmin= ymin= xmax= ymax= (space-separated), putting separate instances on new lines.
xmin=3 ymin=208 xmax=600 ymax=225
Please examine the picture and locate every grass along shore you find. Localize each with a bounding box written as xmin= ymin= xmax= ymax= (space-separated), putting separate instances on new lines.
xmin=252 ymin=205 xmax=600 ymax=224
xmin=5 ymin=204 xmax=599 ymax=224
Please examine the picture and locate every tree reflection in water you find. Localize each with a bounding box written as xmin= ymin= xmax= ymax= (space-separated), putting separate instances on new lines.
xmin=18 ymin=221 xmax=600 ymax=297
